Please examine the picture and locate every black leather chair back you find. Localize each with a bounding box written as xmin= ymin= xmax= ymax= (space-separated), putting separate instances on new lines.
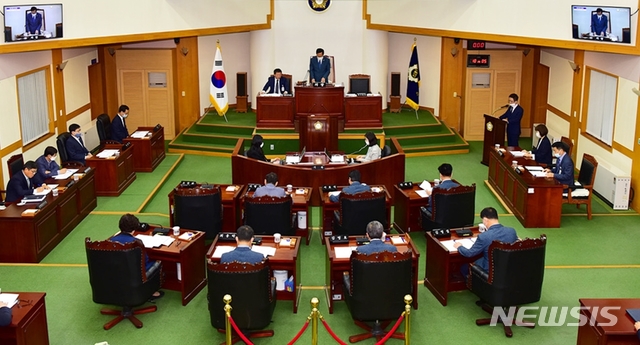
xmin=174 ymin=187 xmax=222 ymax=240
xmin=337 ymin=192 xmax=386 ymax=235
xmin=207 ymin=261 xmax=276 ymax=330
xmin=468 ymin=235 xmax=546 ymax=307
xmin=7 ymin=154 xmax=24 ymax=177
xmin=244 ymin=196 xmax=294 ymax=236
xmin=344 ymin=251 xmax=412 ymax=321
xmin=96 ymin=114 xmax=112 ymax=142
xmin=381 ymin=145 xmax=391 ymax=158
xmin=56 ymin=132 xmax=72 ymax=164
xmin=85 ymin=238 xmax=161 ymax=307
xmin=577 ymin=154 xmax=597 ymax=187
xmin=422 ymin=184 xmax=475 ymax=231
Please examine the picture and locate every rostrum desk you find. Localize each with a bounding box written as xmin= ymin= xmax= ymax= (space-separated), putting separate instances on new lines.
xmin=122 ymin=126 xmax=166 ymax=172
xmin=85 ymin=143 xmax=136 ymax=197
xmin=0 ymin=292 xmax=50 ymax=345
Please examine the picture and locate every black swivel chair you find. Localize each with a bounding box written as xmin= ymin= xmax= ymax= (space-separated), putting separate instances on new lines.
xmin=208 ymin=261 xmax=276 ymax=344
xmin=244 ymin=195 xmax=296 ymax=236
xmin=343 ymin=251 xmax=413 ymax=343
xmin=467 ymin=235 xmax=547 ymax=337
xmin=333 ymin=191 xmax=387 ymax=236
xmin=381 ymin=145 xmax=391 ymax=158
xmin=85 ymin=238 xmax=162 ymax=330
xmin=56 ymin=132 xmax=84 ymax=167
xmin=421 ymin=184 xmax=476 ymax=231
xmin=96 ymin=113 xmax=120 ymax=144
xmin=173 ymin=186 xmax=223 ymax=240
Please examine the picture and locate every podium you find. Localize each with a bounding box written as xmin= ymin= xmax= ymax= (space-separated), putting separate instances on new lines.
xmin=256 ymin=95 xmax=295 ymax=128
xmin=481 ymin=114 xmax=507 ymax=165
xmin=299 ymin=115 xmax=338 ymax=151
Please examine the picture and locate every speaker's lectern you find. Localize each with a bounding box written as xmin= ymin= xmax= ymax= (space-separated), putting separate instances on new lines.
xmin=482 ymin=114 xmax=507 ymax=165
xmin=299 ymin=115 xmax=338 ymax=151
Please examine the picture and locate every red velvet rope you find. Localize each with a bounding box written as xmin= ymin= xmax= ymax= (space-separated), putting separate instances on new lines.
xmin=286 ymin=319 xmax=310 ymax=345
xmin=320 ymin=318 xmax=348 ymax=345
xmin=374 ymin=314 xmax=405 ymax=345
xmin=227 ymin=315 xmax=254 ymax=345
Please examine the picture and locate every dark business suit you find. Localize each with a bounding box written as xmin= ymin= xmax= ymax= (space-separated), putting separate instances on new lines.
xmin=5 ymin=171 xmax=35 ymax=203
xmin=254 ymin=183 xmax=286 ymax=198
xmin=309 ymin=56 xmax=331 ymax=82
xmin=499 ymin=105 xmax=524 ymax=147
xmin=591 ymin=13 xmax=608 ymax=35
xmin=426 ymin=179 xmax=460 ymax=213
xmin=110 ymin=233 xmax=155 ymax=271
xmin=110 ymin=115 xmax=129 ymax=143
xmin=65 ymin=136 xmax=89 ymax=165
xmin=246 ymin=146 xmax=269 ymax=162
xmin=532 ymin=136 xmax=552 ymax=166
xmin=458 ymin=224 xmax=518 ymax=272
xmin=262 ymin=76 xmax=290 ymax=94
xmin=552 ymin=153 xmax=575 ymax=187
xmin=25 ymin=12 xmax=42 ymax=34
xmin=34 ymin=155 xmax=61 ymax=186
xmin=220 ymin=246 xmax=264 ymax=264
xmin=0 ymin=306 xmax=11 ymax=326
xmin=357 ymin=239 xmax=397 ymax=255
xmin=329 ymin=181 xmax=371 ymax=202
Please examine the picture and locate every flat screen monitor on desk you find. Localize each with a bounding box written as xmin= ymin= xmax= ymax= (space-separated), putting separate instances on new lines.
xmin=349 ymin=78 xmax=370 ymax=95
xmin=285 ymin=146 xmax=305 ymax=164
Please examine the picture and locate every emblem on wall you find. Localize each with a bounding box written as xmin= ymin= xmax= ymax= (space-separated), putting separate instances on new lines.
xmin=308 ymin=0 xmax=331 ymax=13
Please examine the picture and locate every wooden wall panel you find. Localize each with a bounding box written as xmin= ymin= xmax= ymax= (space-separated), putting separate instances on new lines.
xmin=439 ymin=37 xmax=464 ymax=131
xmin=52 ymin=49 xmax=67 ymax=135
xmin=173 ymin=37 xmax=200 ymax=136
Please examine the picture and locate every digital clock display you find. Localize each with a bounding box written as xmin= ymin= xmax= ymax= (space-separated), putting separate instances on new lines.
xmin=467 ymin=54 xmax=490 ymax=68
xmin=467 ymin=40 xmax=486 ymax=50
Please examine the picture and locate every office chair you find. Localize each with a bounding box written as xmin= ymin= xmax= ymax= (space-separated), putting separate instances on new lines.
xmin=7 ymin=154 xmax=24 ymax=177
xmin=244 ymin=195 xmax=296 ymax=236
xmin=421 ymin=184 xmax=476 ymax=231
xmin=562 ymin=154 xmax=598 ymax=220
xmin=96 ymin=113 xmax=120 ymax=144
xmin=56 ymin=132 xmax=84 ymax=167
xmin=333 ymin=191 xmax=387 ymax=236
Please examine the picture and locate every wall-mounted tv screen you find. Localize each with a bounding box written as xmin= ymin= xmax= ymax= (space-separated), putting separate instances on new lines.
xmin=3 ymin=4 xmax=63 ymax=42
xmin=571 ymin=5 xmax=631 ymax=43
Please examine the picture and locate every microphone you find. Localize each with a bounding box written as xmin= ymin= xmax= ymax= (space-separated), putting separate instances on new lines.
xmin=320 ymin=103 xmax=330 ymax=115
xmin=306 ymin=103 xmax=317 ymax=114
xmin=348 ymin=145 xmax=368 ymax=155
xmin=491 ymin=105 xmax=508 ymax=115
xmin=500 ymin=104 xmax=509 ymax=108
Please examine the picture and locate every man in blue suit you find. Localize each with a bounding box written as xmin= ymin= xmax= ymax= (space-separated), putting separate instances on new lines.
xmin=261 ymin=68 xmax=290 ymax=95
xmin=455 ymin=207 xmax=518 ymax=274
xmin=220 ymin=226 xmax=265 ymax=264
xmin=25 ymin=7 xmax=42 ymax=35
xmin=34 ymin=146 xmax=66 ymax=186
xmin=424 ymin=163 xmax=460 ymax=213
xmin=591 ymin=8 xmax=608 ymax=36
xmin=110 ymin=104 xmax=130 ymax=143
xmin=357 ymin=221 xmax=397 ymax=255
xmin=5 ymin=161 xmax=49 ymax=203
xmin=499 ymin=93 xmax=524 ymax=147
xmin=254 ymin=172 xmax=286 ymax=197
xmin=330 ymin=170 xmax=370 ymax=202
xmin=65 ymin=123 xmax=93 ymax=165
xmin=309 ymin=48 xmax=331 ymax=84
xmin=545 ymin=141 xmax=575 ymax=187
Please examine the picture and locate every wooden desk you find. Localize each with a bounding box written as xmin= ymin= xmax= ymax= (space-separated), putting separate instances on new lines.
xmin=577 ymin=299 xmax=640 ymax=345
xmin=85 ymin=144 xmax=136 ymax=196
xmin=232 ymin=138 xmax=406 ymax=206
xmin=207 ymin=235 xmax=302 ymax=313
xmin=323 ymin=234 xmax=419 ymax=313
xmin=424 ymin=228 xmax=482 ymax=306
xmin=487 ymin=149 xmax=563 ymax=228
xmin=143 ymin=227 xmax=207 ymax=306
xmin=256 ymin=95 xmax=295 ymax=128
xmin=0 ymin=168 xmax=97 ymax=263
xmin=169 ymin=184 xmax=244 ymax=233
xmin=319 ymin=186 xmax=392 ymax=236
xmin=344 ymin=95 xmax=383 ymax=128
xmin=393 ymin=184 xmax=429 ymax=233
xmin=242 ymin=187 xmax=313 ymax=244
xmin=295 ymin=85 xmax=344 ymax=119
xmin=0 ymin=292 xmax=49 ymax=345
xmin=123 ymin=126 xmax=166 ymax=172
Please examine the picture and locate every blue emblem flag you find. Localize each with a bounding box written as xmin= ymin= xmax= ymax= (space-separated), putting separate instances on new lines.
xmin=406 ymin=43 xmax=420 ymax=110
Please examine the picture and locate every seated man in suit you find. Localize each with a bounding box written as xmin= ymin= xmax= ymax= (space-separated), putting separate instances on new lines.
xmin=454 ymin=207 xmax=518 ymax=275
xmin=424 ymin=163 xmax=460 ymax=213
xmin=309 ymin=48 xmax=331 ymax=84
xmin=66 ymin=123 xmax=93 ymax=165
xmin=110 ymin=214 xmax=164 ymax=301
xmin=254 ymin=172 xmax=286 ymax=198
xmin=110 ymin=104 xmax=130 ymax=143
xmin=5 ymin=161 xmax=49 ymax=203
xmin=329 ymin=170 xmax=371 ymax=202
xmin=34 ymin=146 xmax=67 ymax=186
xmin=260 ymin=68 xmax=289 ymax=95
xmin=356 ymin=221 xmax=397 ymax=255
xmin=0 ymin=302 xmax=12 ymax=326
xmin=220 ymin=225 xmax=264 ymax=264
xmin=544 ymin=141 xmax=574 ymax=187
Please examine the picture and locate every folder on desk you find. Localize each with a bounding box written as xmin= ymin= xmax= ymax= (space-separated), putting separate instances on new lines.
xmin=626 ymin=308 xmax=640 ymax=322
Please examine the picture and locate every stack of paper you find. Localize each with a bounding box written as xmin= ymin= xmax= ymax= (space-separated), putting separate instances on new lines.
xmin=34 ymin=184 xmax=58 ymax=195
xmin=390 ymin=236 xmax=406 ymax=245
xmin=530 ymin=171 xmax=548 ymax=178
xmin=525 ymin=166 xmax=544 ymax=171
xmin=252 ymin=246 xmax=276 ymax=258
xmin=440 ymin=238 xmax=476 ymax=252
xmin=328 ymin=191 xmax=341 ymax=197
xmin=509 ymin=151 xmax=526 ymax=158
xmin=0 ymin=293 xmax=19 ymax=308
xmin=54 ymin=169 xmax=79 ymax=180
xmin=225 ymin=186 xmax=237 ymax=192
xmin=96 ymin=149 xmax=119 ymax=158
xmin=211 ymin=246 xmax=235 ymax=258
xmin=134 ymin=234 xmax=175 ymax=248
xmin=419 ymin=180 xmax=432 ymax=192
xmin=335 ymin=246 xmax=358 ymax=259
xmin=130 ymin=131 xmax=149 ymax=139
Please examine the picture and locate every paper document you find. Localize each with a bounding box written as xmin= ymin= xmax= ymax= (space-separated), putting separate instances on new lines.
xmin=509 ymin=151 xmax=525 ymax=158
xmin=211 ymin=246 xmax=235 ymax=258
xmin=285 ymin=155 xmax=301 ymax=164
xmin=525 ymin=166 xmax=544 ymax=171
xmin=22 ymin=195 xmax=45 ymax=203
xmin=0 ymin=293 xmax=19 ymax=308
xmin=419 ymin=180 xmax=432 ymax=192
xmin=33 ymin=184 xmax=58 ymax=196
xmin=54 ymin=169 xmax=78 ymax=180
xmin=251 ymin=246 xmax=277 ymax=258
xmin=130 ymin=131 xmax=149 ymax=139
xmin=415 ymin=190 xmax=428 ymax=198
xmin=328 ymin=191 xmax=341 ymax=197
xmin=390 ymin=236 xmax=406 ymax=245
xmin=530 ymin=171 xmax=548 ymax=178
xmin=440 ymin=238 xmax=476 ymax=252
xmin=334 ymin=246 xmax=358 ymax=259
xmin=225 ymin=186 xmax=237 ymax=192
xmin=331 ymin=155 xmax=345 ymax=163
xmin=96 ymin=149 xmax=119 ymax=158
xmin=135 ymin=234 xmax=175 ymax=248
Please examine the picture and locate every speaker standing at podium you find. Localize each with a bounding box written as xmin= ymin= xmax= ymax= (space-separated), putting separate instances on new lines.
xmin=25 ymin=7 xmax=42 ymax=35
xmin=499 ymin=93 xmax=523 ymax=147
xmin=261 ymin=68 xmax=289 ymax=95
xmin=310 ymin=48 xmax=331 ymax=84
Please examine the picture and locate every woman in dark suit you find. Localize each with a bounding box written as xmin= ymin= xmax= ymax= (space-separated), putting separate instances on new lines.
xmin=246 ymin=135 xmax=280 ymax=164
xmin=524 ymin=124 xmax=552 ymax=166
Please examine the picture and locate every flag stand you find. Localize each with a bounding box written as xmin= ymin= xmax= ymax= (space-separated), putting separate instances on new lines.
xmin=203 ymin=104 xmax=228 ymax=122
xmin=400 ymin=100 xmax=419 ymax=119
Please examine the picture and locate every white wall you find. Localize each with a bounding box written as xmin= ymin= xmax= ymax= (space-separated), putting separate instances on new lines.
xmin=62 ymin=49 xmax=96 ymax=112
xmin=540 ymin=50 xmax=574 ymax=115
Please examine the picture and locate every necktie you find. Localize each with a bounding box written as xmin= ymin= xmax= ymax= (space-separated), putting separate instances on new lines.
xmin=27 ymin=178 xmax=31 ymax=189
xmin=123 ymin=117 xmax=127 ymax=130
xmin=276 ymin=79 xmax=280 ymax=94
xmin=79 ymin=137 xmax=85 ymax=148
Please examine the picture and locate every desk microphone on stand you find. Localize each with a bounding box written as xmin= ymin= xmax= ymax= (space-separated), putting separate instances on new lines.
xmin=491 ymin=104 xmax=509 ymax=115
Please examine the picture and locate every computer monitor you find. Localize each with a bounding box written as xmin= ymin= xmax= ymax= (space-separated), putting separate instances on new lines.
xmin=571 ymin=5 xmax=631 ymax=44
xmin=349 ymin=77 xmax=370 ymax=94
xmin=3 ymin=4 xmax=63 ymax=42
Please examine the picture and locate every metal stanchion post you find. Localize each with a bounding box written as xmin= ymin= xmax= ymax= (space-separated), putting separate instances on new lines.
xmin=404 ymin=294 xmax=412 ymax=345
xmin=224 ymin=294 xmax=233 ymax=345
xmin=311 ymin=297 xmax=319 ymax=345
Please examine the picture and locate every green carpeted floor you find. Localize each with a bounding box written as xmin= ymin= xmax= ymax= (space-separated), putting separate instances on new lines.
xmin=1 ymin=139 xmax=639 ymax=345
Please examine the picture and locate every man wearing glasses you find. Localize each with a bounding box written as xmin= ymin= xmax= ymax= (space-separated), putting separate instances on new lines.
xmin=5 ymin=161 xmax=49 ymax=203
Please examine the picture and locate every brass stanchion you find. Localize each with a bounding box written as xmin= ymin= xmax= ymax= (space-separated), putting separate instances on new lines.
xmin=223 ymin=294 xmax=233 ymax=345
xmin=311 ymin=297 xmax=319 ymax=345
xmin=404 ymin=294 xmax=412 ymax=345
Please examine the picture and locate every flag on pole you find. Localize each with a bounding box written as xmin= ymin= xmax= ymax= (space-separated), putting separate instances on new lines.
xmin=406 ymin=42 xmax=420 ymax=110
xmin=209 ymin=41 xmax=228 ymax=116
